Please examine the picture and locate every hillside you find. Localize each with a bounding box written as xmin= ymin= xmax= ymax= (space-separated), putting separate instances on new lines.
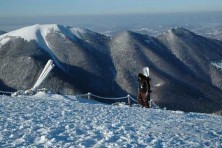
xmin=0 ymin=24 xmax=119 ymax=97
xmin=1 ymin=24 xmax=222 ymax=113
xmin=0 ymin=93 xmax=222 ymax=147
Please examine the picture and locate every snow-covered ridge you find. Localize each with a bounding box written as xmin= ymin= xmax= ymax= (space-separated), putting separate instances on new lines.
xmin=0 ymin=24 xmax=96 ymax=70
xmin=0 ymin=24 xmax=97 ymax=42
xmin=0 ymin=24 xmax=59 ymax=50
xmin=70 ymin=27 xmax=94 ymax=38
xmin=164 ymin=27 xmax=194 ymax=38
xmin=0 ymin=24 xmax=95 ymax=48
xmin=0 ymin=24 xmax=60 ymax=42
xmin=0 ymin=92 xmax=222 ymax=147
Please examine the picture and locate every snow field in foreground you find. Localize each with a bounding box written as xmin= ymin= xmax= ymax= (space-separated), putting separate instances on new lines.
xmin=0 ymin=92 xmax=222 ymax=147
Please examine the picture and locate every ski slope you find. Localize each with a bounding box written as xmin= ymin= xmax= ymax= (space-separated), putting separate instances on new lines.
xmin=0 ymin=92 xmax=222 ymax=147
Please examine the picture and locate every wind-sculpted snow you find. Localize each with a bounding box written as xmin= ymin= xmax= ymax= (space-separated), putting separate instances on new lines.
xmin=0 ymin=93 xmax=222 ymax=147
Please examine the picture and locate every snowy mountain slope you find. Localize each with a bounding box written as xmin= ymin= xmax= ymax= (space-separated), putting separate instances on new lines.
xmin=158 ymin=27 xmax=222 ymax=104
xmin=42 ymin=25 xmax=120 ymax=97
xmin=110 ymin=31 xmax=198 ymax=91
xmin=0 ymin=24 xmax=74 ymax=74
xmin=0 ymin=24 xmax=122 ymax=97
xmin=0 ymin=24 xmax=108 ymax=68
xmin=1 ymin=24 xmax=222 ymax=113
xmin=158 ymin=27 xmax=222 ymax=82
xmin=210 ymin=61 xmax=222 ymax=89
xmin=0 ymin=35 xmax=81 ymax=95
xmin=0 ymin=93 xmax=222 ymax=147
xmin=0 ymin=24 xmax=78 ymax=69
xmin=110 ymin=31 xmax=222 ymax=113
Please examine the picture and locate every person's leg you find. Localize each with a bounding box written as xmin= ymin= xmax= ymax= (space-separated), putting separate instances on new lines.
xmin=140 ymin=93 xmax=149 ymax=108
xmin=144 ymin=97 xmax=149 ymax=108
xmin=140 ymin=93 xmax=147 ymax=108
xmin=137 ymin=92 xmax=143 ymax=107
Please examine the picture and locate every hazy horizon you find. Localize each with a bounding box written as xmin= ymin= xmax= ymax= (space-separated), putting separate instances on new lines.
xmin=1 ymin=0 xmax=222 ymax=34
xmin=0 ymin=11 xmax=222 ymax=37
xmin=1 ymin=0 xmax=222 ymax=17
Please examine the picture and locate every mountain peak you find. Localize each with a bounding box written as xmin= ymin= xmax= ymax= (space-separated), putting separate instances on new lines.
xmin=70 ymin=26 xmax=107 ymax=40
xmin=0 ymin=24 xmax=62 ymax=42
xmin=114 ymin=30 xmax=134 ymax=36
xmin=0 ymin=24 xmax=81 ymax=51
xmin=171 ymin=26 xmax=189 ymax=32
xmin=167 ymin=26 xmax=196 ymax=37
xmin=158 ymin=27 xmax=197 ymax=41
xmin=70 ymin=27 xmax=93 ymax=35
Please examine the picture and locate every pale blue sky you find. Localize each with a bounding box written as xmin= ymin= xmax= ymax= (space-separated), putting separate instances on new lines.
xmin=0 ymin=0 xmax=222 ymax=17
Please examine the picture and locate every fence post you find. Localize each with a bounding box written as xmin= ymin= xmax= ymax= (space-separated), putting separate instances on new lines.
xmin=87 ymin=92 xmax=91 ymax=100
xmin=127 ymin=94 xmax=131 ymax=107
xmin=149 ymin=100 xmax=152 ymax=108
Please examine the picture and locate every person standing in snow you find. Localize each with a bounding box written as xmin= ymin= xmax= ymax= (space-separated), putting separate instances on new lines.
xmin=137 ymin=73 xmax=151 ymax=108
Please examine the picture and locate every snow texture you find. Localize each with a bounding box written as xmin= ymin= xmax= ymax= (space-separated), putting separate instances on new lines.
xmin=0 ymin=24 xmax=83 ymax=74
xmin=70 ymin=27 xmax=93 ymax=39
xmin=0 ymin=24 xmax=63 ymax=42
xmin=212 ymin=61 xmax=222 ymax=70
xmin=0 ymin=24 xmax=55 ymax=51
xmin=0 ymin=92 xmax=222 ymax=147
xmin=0 ymin=24 xmax=77 ymax=50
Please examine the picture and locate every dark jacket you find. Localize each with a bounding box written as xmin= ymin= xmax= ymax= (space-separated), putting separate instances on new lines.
xmin=137 ymin=73 xmax=151 ymax=108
